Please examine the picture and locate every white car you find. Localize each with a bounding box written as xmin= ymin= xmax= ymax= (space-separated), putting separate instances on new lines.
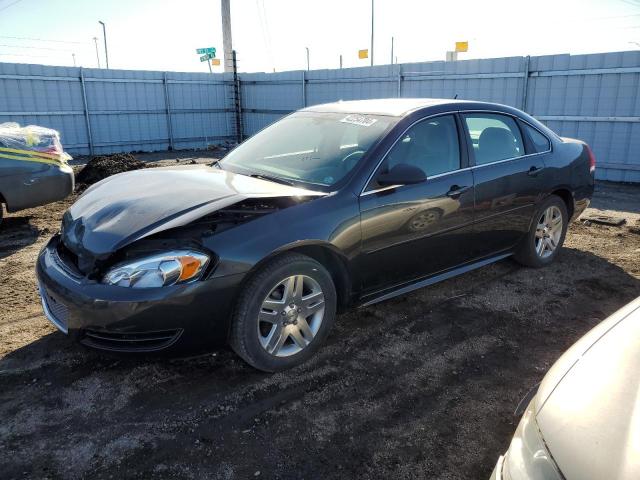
xmin=491 ymin=296 xmax=640 ymax=480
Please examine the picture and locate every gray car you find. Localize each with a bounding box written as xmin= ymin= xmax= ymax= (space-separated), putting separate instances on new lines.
xmin=0 ymin=123 xmax=74 ymax=225
xmin=491 ymin=296 xmax=640 ymax=480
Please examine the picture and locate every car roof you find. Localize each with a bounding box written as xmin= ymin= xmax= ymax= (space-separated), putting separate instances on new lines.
xmin=302 ymin=98 xmax=507 ymax=117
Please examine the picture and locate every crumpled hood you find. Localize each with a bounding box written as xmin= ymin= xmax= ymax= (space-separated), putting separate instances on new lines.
xmin=62 ymin=165 xmax=323 ymax=258
xmin=535 ymin=297 xmax=640 ymax=480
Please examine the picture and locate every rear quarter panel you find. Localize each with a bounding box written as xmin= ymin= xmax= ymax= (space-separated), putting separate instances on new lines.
xmin=542 ymin=138 xmax=595 ymax=219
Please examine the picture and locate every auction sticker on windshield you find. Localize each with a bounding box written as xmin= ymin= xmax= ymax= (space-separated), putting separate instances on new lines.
xmin=340 ymin=114 xmax=378 ymax=127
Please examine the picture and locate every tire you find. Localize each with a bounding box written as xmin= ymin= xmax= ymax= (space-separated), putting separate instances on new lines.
xmin=0 ymin=203 xmax=4 ymax=228
xmin=229 ymin=253 xmax=337 ymax=372
xmin=514 ymin=195 xmax=568 ymax=268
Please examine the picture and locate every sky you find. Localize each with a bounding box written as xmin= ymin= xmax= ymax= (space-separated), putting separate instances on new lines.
xmin=0 ymin=0 xmax=639 ymax=73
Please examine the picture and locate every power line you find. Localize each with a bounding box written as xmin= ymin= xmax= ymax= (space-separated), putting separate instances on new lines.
xmin=0 ymin=52 xmax=51 ymax=58
xmin=619 ymin=0 xmax=640 ymax=8
xmin=256 ymin=0 xmax=274 ymax=71
xmin=0 ymin=0 xmax=24 ymax=13
xmin=0 ymin=35 xmax=85 ymax=44
xmin=0 ymin=43 xmax=75 ymax=52
xmin=261 ymin=0 xmax=275 ymax=70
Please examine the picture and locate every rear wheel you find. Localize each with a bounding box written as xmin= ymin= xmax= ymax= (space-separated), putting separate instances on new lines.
xmin=229 ymin=253 xmax=337 ymax=372
xmin=0 ymin=202 xmax=4 ymax=228
xmin=514 ymin=195 xmax=568 ymax=268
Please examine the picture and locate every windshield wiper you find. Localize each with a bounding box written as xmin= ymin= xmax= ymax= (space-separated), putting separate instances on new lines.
xmin=248 ymin=173 xmax=295 ymax=186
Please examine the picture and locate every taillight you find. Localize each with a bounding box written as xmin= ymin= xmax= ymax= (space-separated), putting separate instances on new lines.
xmin=586 ymin=145 xmax=596 ymax=174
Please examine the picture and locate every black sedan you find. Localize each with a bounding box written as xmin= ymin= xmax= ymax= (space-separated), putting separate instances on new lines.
xmin=37 ymin=99 xmax=595 ymax=371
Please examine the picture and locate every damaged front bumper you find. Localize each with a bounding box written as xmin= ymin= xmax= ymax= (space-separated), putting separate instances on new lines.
xmin=36 ymin=235 xmax=244 ymax=353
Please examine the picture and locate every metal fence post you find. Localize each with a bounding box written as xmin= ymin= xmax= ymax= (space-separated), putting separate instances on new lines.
xmin=79 ymin=67 xmax=94 ymax=155
xmin=521 ymin=55 xmax=531 ymax=112
xmin=231 ymin=50 xmax=243 ymax=143
xmin=163 ymin=72 xmax=174 ymax=150
xmin=302 ymin=70 xmax=307 ymax=107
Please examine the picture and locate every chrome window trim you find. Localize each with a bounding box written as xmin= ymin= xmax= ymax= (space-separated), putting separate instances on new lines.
xmin=359 ymin=110 xmax=459 ymax=196
xmin=470 ymin=151 xmax=549 ymax=169
xmin=361 ymin=184 xmax=403 ymax=196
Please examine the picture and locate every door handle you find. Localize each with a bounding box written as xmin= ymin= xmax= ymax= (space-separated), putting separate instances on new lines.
xmin=527 ymin=166 xmax=544 ymax=177
xmin=446 ymin=185 xmax=471 ymax=198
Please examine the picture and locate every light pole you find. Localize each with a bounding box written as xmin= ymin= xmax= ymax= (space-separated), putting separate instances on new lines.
xmin=370 ymin=0 xmax=374 ymax=66
xmin=93 ymin=37 xmax=101 ymax=68
xmin=305 ymin=47 xmax=309 ymax=71
xmin=72 ymin=53 xmax=76 ymax=67
xmin=98 ymin=20 xmax=109 ymax=69
xmin=390 ymin=36 xmax=394 ymax=65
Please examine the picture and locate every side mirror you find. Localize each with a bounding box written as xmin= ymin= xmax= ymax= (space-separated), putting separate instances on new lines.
xmin=377 ymin=163 xmax=427 ymax=187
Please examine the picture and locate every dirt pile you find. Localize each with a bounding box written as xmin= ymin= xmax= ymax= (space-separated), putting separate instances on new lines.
xmin=75 ymin=153 xmax=145 ymax=190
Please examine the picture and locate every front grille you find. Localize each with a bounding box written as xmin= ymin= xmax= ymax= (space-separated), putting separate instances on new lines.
xmin=80 ymin=329 xmax=183 ymax=352
xmin=39 ymin=287 xmax=69 ymax=334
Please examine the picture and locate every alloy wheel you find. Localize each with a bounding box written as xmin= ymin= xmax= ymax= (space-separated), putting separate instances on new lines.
xmin=535 ymin=205 xmax=563 ymax=258
xmin=258 ymin=275 xmax=325 ymax=357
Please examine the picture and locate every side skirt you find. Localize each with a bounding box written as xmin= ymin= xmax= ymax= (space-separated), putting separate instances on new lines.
xmin=359 ymin=252 xmax=513 ymax=307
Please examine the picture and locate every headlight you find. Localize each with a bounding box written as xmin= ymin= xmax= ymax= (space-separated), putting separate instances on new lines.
xmin=103 ymin=250 xmax=210 ymax=288
xmin=501 ymin=399 xmax=562 ymax=480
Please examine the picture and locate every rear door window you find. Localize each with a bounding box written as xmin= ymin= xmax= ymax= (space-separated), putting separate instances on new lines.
xmin=463 ymin=113 xmax=524 ymax=165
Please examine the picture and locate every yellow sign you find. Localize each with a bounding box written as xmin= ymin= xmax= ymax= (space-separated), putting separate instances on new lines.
xmin=455 ymin=41 xmax=468 ymax=52
xmin=358 ymin=49 xmax=369 ymax=59
xmin=211 ymin=58 xmax=221 ymax=66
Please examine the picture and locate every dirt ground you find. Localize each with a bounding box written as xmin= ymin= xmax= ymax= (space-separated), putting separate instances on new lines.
xmin=1 ymin=157 xmax=639 ymax=479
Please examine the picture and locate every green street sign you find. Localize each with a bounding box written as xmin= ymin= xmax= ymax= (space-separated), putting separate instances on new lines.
xmin=199 ymin=53 xmax=215 ymax=62
xmin=196 ymin=47 xmax=216 ymax=55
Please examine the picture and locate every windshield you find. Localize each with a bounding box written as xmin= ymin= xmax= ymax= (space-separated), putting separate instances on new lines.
xmin=220 ymin=111 xmax=394 ymax=190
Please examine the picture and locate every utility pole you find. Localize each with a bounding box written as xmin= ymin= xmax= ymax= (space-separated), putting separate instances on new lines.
xmin=306 ymin=47 xmax=310 ymax=71
xmin=98 ymin=21 xmax=109 ymax=68
xmin=221 ymin=0 xmax=233 ymax=72
xmin=339 ymin=54 xmax=342 ymax=69
xmin=370 ymin=0 xmax=374 ymax=66
xmin=390 ymin=36 xmax=394 ymax=65
xmin=72 ymin=53 xmax=76 ymax=67
xmin=93 ymin=37 xmax=101 ymax=68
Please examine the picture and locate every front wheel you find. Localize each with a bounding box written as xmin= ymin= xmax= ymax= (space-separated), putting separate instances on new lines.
xmin=514 ymin=195 xmax=568 ymax=268
xmin=229 ymin=253 xmax=337 ymax=372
